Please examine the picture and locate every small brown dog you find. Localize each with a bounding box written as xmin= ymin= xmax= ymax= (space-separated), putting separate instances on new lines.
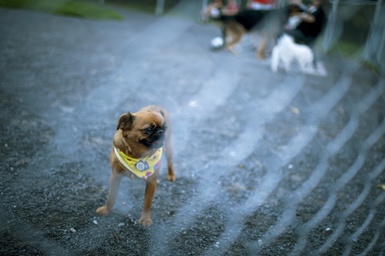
xmin=96 ymin=106 xmax=176 ymax=226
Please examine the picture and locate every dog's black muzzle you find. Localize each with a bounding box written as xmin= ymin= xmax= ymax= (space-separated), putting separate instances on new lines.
xmin=140 ymin=126 xmax=166 ymax=149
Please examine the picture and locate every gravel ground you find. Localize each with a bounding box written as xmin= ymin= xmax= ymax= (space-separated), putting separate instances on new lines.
xmin=1 ymin=2 xmax=385 ymax=256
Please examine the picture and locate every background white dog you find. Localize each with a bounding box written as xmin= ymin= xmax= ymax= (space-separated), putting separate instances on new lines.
xmin=271 ymin=34 xmax=314 ymax=73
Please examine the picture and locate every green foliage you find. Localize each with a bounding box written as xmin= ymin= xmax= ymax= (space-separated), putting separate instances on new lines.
xmin=0 ymin=0 xmax=124 ymax=20
xmin=333 ymin=41 xmax=363 ymax=57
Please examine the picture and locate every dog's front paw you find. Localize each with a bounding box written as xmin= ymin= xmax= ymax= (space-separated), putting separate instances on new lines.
xmin=139 ymin=213 xmax=153 ymax=227
xmin=96 ymin=205 xmax=111 ymax=216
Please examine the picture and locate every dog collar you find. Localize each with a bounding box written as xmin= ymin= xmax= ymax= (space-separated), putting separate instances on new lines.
xmin=113 ymin=147 xmax=162 ymax=179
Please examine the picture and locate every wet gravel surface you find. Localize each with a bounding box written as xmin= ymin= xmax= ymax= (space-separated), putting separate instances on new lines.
xmin=1 ymin=3 xmax=385 ymax=256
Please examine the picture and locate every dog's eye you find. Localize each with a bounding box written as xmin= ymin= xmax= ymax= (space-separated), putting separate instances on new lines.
xmin=143 ymin=127 xmax=154 ymax=134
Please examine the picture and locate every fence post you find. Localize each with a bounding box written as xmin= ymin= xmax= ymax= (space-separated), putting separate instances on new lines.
xmin=322 ymin=0 xmax=340 ymax=52
xmin=202 ymin=0 xmax=208 ymax=10
xmin=156 ymin=0 xmax=165 ymax=15
xmin=363 ymin=0 xmax=384 ymax=64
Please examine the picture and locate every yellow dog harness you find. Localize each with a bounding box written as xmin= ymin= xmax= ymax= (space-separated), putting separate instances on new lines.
xmin=114 ymin=147 xmax=162 ymax=179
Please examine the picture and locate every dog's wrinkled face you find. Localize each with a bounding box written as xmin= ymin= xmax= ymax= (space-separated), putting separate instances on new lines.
xmin=117 ymin=110 xmax=167 ymax=150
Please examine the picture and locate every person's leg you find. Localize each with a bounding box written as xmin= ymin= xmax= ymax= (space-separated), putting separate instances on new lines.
xmin=285 ymin=29 xmax=308 ymax=44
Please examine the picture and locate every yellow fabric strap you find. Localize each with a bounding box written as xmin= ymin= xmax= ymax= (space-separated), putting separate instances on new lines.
xmin=114 ymin=147 xmax=162 ymax=179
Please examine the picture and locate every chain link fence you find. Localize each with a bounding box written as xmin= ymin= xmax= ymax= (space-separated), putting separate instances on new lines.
xmin=0 ymin=1 xmax=384 ymax=255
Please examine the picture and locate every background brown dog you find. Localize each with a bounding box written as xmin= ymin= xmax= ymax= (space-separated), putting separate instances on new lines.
xmin=96 ymin=106 xmax=175 ymax=226
xmin=223 ymin=8 xmax=290 ymax=58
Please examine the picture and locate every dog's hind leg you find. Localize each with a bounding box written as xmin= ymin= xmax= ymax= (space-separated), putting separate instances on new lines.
xmin=312 ymin=50 xmax=317 ymax=69
xmin=282 ymin=58 xmax=292 ymax=73
xmin=225 ymin=22 xmax=245 ymax=54
xmin=164 ymin=137 xmax=176 ymax=181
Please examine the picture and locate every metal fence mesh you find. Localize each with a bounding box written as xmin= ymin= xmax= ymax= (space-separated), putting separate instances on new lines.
xmin=0 ymin=1 xmax=384 ymax=255
xmin=145 ymin=59 xmax=385 ymax=255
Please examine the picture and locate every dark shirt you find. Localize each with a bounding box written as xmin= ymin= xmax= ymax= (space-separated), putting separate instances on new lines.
xmin=233 ymin=9 xmax=268 ymax=31
xmin=296 ymin=6 xmax=326 ymax=38
xmin=229 ymin=8 xmax=286 ymax=32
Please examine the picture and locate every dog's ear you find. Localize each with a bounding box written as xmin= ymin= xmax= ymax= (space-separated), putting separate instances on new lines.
xmin=117 ymin=112 xmax=135 ymax=130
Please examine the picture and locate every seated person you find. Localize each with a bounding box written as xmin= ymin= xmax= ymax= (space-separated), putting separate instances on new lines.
xmin=222 ymin=0 xmax=240 ymax=16
xmin=202 ymin=0 xmax=239 ymax=22
xmin=204 ymin=0 xmax=240 ymax=49
xmin=202 ymin=0 xmax=224 ymax=22
xmin=247 ymin=0 xmax=276 ymax=10
xmin=285 ymin=0 xmax=326 ymax=45
xmin=284 ymin=0 xmax=307 ymax=30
